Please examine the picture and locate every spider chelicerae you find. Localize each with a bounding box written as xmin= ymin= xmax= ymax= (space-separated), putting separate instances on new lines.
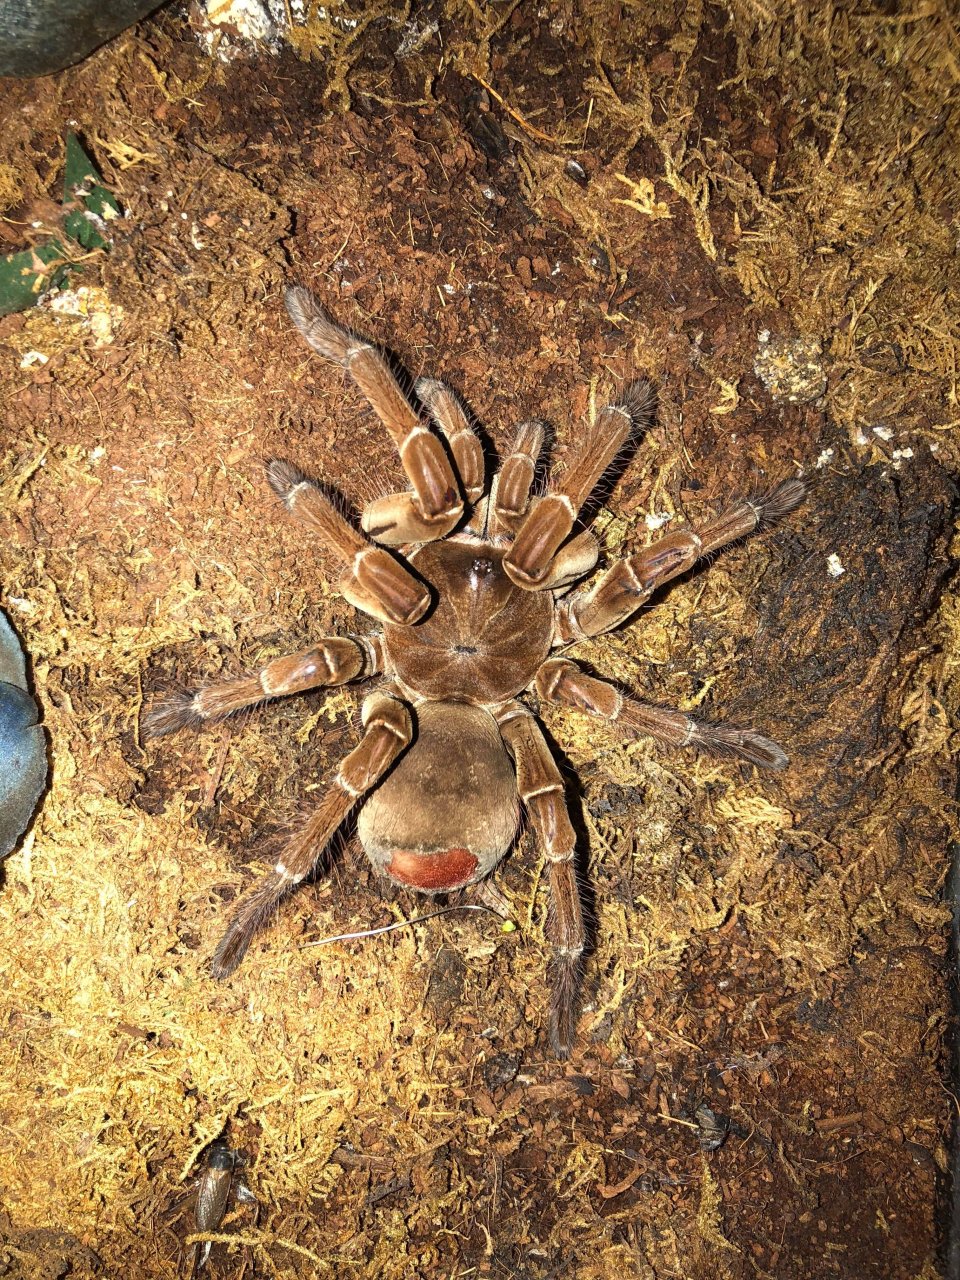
xmin=145 ymin=285 xmax=805 ymax=1056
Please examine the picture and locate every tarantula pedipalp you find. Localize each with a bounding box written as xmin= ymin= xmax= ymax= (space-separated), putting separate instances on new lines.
xmin=145 ymin=285 xmax=806 ymax=1056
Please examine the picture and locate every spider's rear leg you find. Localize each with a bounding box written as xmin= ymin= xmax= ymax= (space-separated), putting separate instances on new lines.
xmin=143 ymin=634 xmax=383 ymax=737
xmin=536 ymin=657 xmax=788 ymax=770
xmin=285 ymin=287 xmax=463 ymax=541
xmin=497 ymin=704 xmax=585 ymax=1058
xmin=503 ymin=383 xmax=655 ymax=589
xmin=211 ymin=686 xmax=412 ymax=977
xmin=556 ymin=476 xmax=808 ymax=642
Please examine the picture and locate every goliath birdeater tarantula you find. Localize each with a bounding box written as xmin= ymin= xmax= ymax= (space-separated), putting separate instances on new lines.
xmin=146 ymin=286 xmax=806 ymax=1056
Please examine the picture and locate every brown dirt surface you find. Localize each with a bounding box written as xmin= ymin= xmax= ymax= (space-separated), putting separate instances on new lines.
xmin=1 ymin=3 xmax=958 ymax=1278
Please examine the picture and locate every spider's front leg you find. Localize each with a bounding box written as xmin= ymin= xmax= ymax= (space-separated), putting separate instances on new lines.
xmin=536 ymin=657 xmax=788 ymax=769
xmin=415 ymin=377 xmax=485 ymax=505
xmin=363 ymin=377 xmax=485 ymax=545
xmin=556 ymin=477 xmax=807 ymax=642
xmin=285 ymin=287 xmax=464 ymax=544
xmin=143 ymin=634 xmax=383 ymax=737
xmin=490 ymin=419 xmax=545 ymax=535
xmin=489 ymin=419 xmax=600 ymax=589
xmin=211 ymin=686 xmax=412 ymax=977
xmin=496 ymin=704 xmax=585 ymax=1058
xmin=502 ymin=383 xmax=656 ymax=589
xmin=267 ymin=460 xmax=429 ymax=626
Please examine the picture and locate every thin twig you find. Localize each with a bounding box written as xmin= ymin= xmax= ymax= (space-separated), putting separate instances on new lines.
xmin=300 ymin=903 xmax=507 ymax=949
xmin=469 ymin=72 xmax=559 ymax=144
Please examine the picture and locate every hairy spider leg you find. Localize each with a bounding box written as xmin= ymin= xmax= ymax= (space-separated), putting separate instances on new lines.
xmin=490 ymin=419 xmax=546 ymax=535
xmin=363 ymin=376 xmax=486 ymax=544
xmin=556 ymin=476 xmax=808 ymax=642
xmin=497 ymin=704 xmax=585 ymax=1059
xmin=486 ymin=419 xmax=598 ymax=589
xmin=415 ymin=377 xmax=485 ymax=504
xmin=285 ymin=286 xmax=463 ymax=545
xmin=211 ymin=688 xmax=412 ymax=978
xmin=266 ymin=459 xmax=430 ymax=626
xmin=143 ymin=634 xmax=383 ymax=737
xmin=536 ymin=657 xmax=788 ymax=770
xmin=503 ymin=382 xmax=656 ymax=588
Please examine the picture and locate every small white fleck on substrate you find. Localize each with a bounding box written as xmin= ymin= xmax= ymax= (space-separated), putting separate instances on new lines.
xmin=826 ymin=554 xmax=845 ymax=579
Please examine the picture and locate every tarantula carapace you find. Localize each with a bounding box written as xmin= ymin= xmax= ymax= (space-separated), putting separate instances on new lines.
xmin=146 ymin=285 xmax=806 ymax=1056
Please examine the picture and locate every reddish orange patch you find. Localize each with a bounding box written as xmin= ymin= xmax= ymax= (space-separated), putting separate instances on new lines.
xmin=387 ymin=847 xmax=479 ymax=890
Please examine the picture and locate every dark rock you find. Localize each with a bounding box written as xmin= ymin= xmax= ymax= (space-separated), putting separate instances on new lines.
xmin=0 ymin=0 xmax=167 ymax=78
